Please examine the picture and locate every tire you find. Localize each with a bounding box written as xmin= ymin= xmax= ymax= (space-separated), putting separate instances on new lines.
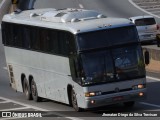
xmin=31 ymin=79 xmax=41 ymax=102
xmin=23 ymin=78 xmax=32 ymax=100
xmin=71 ymin=89 xmax=83 ymax=112
xmin=123 ymin=101 xmax=135 ymax=108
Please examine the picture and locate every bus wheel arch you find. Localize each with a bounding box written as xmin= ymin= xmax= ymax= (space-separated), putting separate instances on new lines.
xmin=68 ymin=85 xmax=83 ymax=112
xmin=71 ymin=88 xmax=83 ymax=111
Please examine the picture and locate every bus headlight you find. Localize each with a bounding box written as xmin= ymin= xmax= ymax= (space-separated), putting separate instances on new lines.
xmin=138 ymin=84 xmax=145 ymax=89
xmin=85 ymin=91 xmax=102 ymax=97
xmin=132 ymin=84 xmax=145 ymax=90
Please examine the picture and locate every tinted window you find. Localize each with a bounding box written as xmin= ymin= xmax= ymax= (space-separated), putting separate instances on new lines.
xmin=22 ymin=27 xmax=31 ymax=49
xmin=77 ymin=26 xmax=139 ymax=51
xmin=80 ymin=45 xmax=145 ymax=85
xmin=3 ymin=23 xmax=23 ymax=47
xmin=135 ymin=18 xmax=156 ymax=26
xmin=2 ymin=22 xmax=76 ymax=56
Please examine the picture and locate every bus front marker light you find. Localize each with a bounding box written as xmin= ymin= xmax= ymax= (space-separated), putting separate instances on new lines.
xmin=85 ymin=92 xmax=95 ymax=97
xmin=90 ymin=92 xmax=96 ymax=96
xmin=139 ymin=92 xmax=144 ymax=96
xmin=132 ymin=84 xmax=145 ymax=90
xmin=138 ymin=84 xmax=144 ymax=89
xmin=85 ymin=91 xmax=102 ymax=97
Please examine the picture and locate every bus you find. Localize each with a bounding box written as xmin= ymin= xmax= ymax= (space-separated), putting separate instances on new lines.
xmin=1 ymin=8 xmax=148 ymax=111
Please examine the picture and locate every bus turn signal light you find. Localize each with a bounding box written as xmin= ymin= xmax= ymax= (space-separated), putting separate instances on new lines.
xmin=138 ymin=84 xmax=144 ymax=89
xmin=85 ymin=91 xmax=101 ymax=97
xmin=132 ymin=84 xmax=145 ymax=90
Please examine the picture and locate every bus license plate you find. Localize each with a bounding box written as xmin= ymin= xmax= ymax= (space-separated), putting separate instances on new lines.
xmin=113 ymin=96 xmax=124 ymax=101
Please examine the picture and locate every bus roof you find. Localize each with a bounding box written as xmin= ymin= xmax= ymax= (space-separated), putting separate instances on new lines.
xmin=2 ymin=8 xmax=133 ymax=34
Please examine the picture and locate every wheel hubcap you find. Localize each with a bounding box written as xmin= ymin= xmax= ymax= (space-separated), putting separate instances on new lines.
xmin=31 ymin=83 xmax=36 ymax=96
xmin=24 ymin=84 xmax=28 ymax=95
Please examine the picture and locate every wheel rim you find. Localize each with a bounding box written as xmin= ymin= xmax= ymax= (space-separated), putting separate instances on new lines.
xmin=31 ymin=82 xmax=36 ymax=96
xmin=24 ymin=83 xmax=28 ymax=96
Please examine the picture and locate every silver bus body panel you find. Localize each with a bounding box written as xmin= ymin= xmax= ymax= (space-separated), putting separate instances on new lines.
xmin=5 ymin=46 xmax=73 ymax=104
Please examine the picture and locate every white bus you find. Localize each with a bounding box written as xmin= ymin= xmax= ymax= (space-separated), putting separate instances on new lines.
xmin=1 ymin=8 xmax=148 ymax=111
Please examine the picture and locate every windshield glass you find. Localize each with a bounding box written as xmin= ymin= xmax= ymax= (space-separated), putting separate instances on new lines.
xmin=77 ymin=26 xmax=139 ymax=51
xmin=80 ymin=45 xmax=145 ymax=85
xmin=135 ymin=18 xmax=156 ymax=26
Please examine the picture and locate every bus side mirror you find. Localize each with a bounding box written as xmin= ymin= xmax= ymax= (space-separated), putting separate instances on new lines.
xmin=144 ymin=50 xmax=150 ymax=65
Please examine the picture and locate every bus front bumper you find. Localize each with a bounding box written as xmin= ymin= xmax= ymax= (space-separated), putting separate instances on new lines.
xmin=84 ymin=89 xmax=146 ymax=108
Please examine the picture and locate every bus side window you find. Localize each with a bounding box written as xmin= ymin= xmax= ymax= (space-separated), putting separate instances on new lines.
xmin=5 ymin=23 xmax=14 ymax=46
xmin=12 ymin=24 xmax=23 ymax=47
xmin=39 ymin=29 xmax=49 ymax=52
xmin=58 ymin=32 xmax=69 ymax=56
xmin=30 ymin=27 xmax=40 ymax=50
xmin=22 ymin=27 xmax=31 ymax=49
xmin=3 ymin=23 xmax=27 ymax=48
xmin=58 ymin=32 xmax=76 ymax=56
xmin=49 ymin=30 xmax=70 ymax=56
xmin=50 ymin=30 xmax=59 ymax=54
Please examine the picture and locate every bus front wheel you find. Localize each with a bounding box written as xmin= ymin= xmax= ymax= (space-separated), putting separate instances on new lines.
xmin=23 ymin=78 xmax=32 ymax=100
xmin=71 ymin=89 xmax=83 ymax=112
xmin=31 ymin=79 xmax=41 ymax=102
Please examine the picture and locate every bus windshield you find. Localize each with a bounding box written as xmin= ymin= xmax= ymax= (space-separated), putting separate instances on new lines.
xmin=80 ymin=45 xmax=145 ymax=85
xmin=77 ymin=26 xmax=139 ymax=51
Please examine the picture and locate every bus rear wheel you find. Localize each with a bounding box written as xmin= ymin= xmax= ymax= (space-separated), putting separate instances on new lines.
xmin=71 ymin=89 xmax=83 ymax=112
xmin=31 ymin=79 xmax=41 ymax=102
xmin=23 ymin=78 xmax=32 ymax=100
